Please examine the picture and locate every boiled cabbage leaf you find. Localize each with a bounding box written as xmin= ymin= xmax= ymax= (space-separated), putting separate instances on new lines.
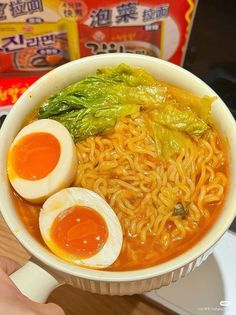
xmin=38 ymin=64 xmax=167 ymax=141
xmin=51 ymin=103 xmax=139 ymax=142
xmin=144 ymin=114 xmax=194 ymax=159
xmin=152 ymin=102 xmax=209 ymax=136
xmin=38 ymin=64 xmax=214 ymax=156
xmin=164 ymin=82 xmax=215 ymax=124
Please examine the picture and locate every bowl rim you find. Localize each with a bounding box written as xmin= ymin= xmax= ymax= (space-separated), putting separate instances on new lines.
xmin=0 ymin=53 xmax=236 ymax=282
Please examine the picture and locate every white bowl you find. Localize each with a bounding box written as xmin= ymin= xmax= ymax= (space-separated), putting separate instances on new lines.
xmin=0 ymin=53 xmax=236 ymax=296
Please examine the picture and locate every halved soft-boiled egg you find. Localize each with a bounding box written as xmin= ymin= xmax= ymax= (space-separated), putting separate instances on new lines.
xmin=7 ymin=119 xmax=77 ymax=203
xmin=39 ymin=187 xmax=123 ymax=269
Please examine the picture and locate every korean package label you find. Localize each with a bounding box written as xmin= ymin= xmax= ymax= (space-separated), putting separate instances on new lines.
xmin=76 ymin=0 xmax=198 ymax=65
xmin=0 ymin=0 xmax=197 ymax=76
xmin=0 ymin=0 xmax=79 ymax=74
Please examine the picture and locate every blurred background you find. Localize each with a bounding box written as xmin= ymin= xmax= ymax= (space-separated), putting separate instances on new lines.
xmin=185 ymin=0 xmax=236 ymax=114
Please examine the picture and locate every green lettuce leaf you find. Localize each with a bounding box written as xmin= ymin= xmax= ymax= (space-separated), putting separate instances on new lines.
xmin=144 ymin=114 xmax=193 ymax=159
xmin=152 ymin=102 xmax=209 ymax=136
xmin=38 ymin=64 xmax=213 ymax=156
xmin=51 ymin=103 xmax=139 ymax=142
xmin=38 ymin=64 xmax=167 ymax=141
xmin=165 ymin=83 xmax=215 ymax=124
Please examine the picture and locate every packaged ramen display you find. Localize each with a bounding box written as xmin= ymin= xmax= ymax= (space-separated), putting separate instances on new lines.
xmin=0 ymin=0 xmax=79 ymax=75
xmin=0 ymin=0 xmax=197 ymax=76
xmin=77 ymin=0 xmax=198 ymax=65
xmin=0 ymin=19 xmax=79 ymax=74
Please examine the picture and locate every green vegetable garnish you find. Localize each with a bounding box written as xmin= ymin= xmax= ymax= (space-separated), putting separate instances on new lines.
xmin=173 ymin=203 xmax=188 ymax=216
xmin=49 ymin=103 xmax=139 ymax=142
xmin=38 ymin=64 xmax=166 ymax=141
xmin=152 ymin=102 xmax=209 ymax=136
xmin=38 ymin=64 xmax=215 ymax=157
xmin=145 ymin=120 xmax=193 ymax=159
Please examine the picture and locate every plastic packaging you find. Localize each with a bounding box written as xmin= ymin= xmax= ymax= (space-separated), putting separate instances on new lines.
xmin=0 ymin=0 xmax=197 ymax=77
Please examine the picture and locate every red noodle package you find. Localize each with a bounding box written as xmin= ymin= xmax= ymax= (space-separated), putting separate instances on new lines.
xmin=77 ymin=0 xmax=198 ymax=65
xmin=0 ymin=77 xmax=38 ymax=106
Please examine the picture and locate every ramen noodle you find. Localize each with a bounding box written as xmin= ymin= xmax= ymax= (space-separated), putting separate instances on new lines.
xmin=73 ymin=115 xmax=227 ymax=270
xmin=11 ymin=64 xmax=228 ymax=271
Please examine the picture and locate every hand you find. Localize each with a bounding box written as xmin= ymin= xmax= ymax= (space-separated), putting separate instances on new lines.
xmin=0 ymin=256 xmax=65 ymax=315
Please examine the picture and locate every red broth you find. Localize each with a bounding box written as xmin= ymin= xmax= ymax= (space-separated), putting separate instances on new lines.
xmin=11 ymin=179 xmax=227 ymax=271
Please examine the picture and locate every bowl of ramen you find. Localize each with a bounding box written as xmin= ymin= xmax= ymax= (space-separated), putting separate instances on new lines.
xmin=0 ymin=53 xmax=236 ymax=298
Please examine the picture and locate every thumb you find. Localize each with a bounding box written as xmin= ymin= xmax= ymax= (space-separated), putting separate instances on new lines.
xmin=37 ymin=302 xmax=65 ymax=315
xmin=0 ymin=256 xmax=20 ymax=275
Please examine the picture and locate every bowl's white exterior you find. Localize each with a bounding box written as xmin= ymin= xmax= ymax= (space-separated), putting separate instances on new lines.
xmin=0 ymin=54 xmax=236 ymax=295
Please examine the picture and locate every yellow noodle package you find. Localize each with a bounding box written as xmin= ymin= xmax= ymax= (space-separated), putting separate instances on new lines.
xmin=0 ymin=0 xmax=79 ymax=74
xmin=0 ymin=19 xmax=79 ymax=73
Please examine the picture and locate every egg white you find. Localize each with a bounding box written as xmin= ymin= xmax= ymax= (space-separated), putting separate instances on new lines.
xmin=39 ymin=187 xmax=123 ymax=269
xmin=8 ymin=119 xmax=77 ymax=203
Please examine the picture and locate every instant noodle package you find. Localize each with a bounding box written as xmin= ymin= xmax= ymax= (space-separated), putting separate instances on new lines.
xmin=0 ymin=0 xmax=198 ymax=77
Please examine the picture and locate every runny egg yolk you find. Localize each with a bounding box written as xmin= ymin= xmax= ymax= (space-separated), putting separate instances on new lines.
xmin=51 ymin=205 xmax=109 ymax=259
xmin=10 ymin=132 xmax=61 ymax=180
